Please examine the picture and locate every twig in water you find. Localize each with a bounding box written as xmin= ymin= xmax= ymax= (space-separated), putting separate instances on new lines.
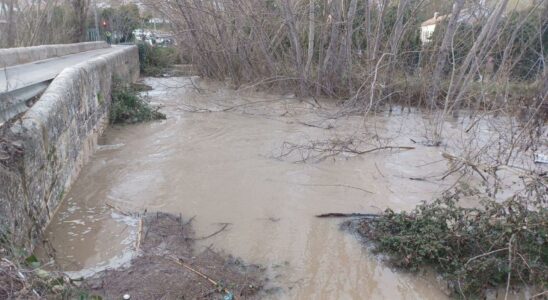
xmin=187 ymin=223 xmax=230 ymax=241
xmin=374 ymin=162 xmax=385 ymax=178
xmin=353 ymin=146 xmax=415 ymax=155
xmin=105 ymin=203 xmax=131 ymax=216
xmin=276 ymin=137 xmax=415 ymax=163
xmin=297 ymin=183 xmax=373 ymax=194
xmin=414 ymin=159 xmax=445 ymax=168
xmin=316 ymin=213 xmax=380 ymax=218
xmin=297 ymin=121 xmax=334 ymax=130
xmin=184 ymin=215 xmax=196 ymax=226
xmin=409 ymin=177 xmax=426 ymax=181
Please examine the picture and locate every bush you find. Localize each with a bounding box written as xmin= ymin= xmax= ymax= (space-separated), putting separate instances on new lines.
xmin=137 ymin=43 xmax=180 ymax=76
xmin=109 ymin=81 xmax=166 ymax=124
xmin=356 ymin=183 xmax=547 ymax=297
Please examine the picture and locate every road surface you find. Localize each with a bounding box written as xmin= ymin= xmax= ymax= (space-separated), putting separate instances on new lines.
xmin=0 ymin=46 xmax=128 ymax=93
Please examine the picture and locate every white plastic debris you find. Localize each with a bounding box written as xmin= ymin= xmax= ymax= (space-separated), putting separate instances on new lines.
xmin=534 ymin=153 xmax=548 ymax=164
xmin=123 ymin=294 xmax=131 ymax=300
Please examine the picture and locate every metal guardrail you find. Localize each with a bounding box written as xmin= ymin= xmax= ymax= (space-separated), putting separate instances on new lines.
xmin=0 ymin=44 xmax=123 ymax=126
xmin=0 ymin=81 xmax=50 ymax=125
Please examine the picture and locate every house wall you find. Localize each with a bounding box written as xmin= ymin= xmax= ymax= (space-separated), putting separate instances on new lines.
xmin=420 ymin=24 xmax=436 ymax=44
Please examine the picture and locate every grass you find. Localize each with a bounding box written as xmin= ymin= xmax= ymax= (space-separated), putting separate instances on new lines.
xmin=355 ymin=181 xmax=547 ymax=298
xmin=109 ymin=80 xmax=166 ymax=124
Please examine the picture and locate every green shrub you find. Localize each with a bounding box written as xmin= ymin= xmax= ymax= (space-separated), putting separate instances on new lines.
xmin=137 ymin=43 xmax=180 ymax=76
xmin=356 ymin=184 xmax=547 ymax=297
xmin=109 ymin=81 xmax=166 ymax=124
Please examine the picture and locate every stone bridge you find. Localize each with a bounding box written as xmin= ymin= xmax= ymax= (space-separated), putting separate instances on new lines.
xmin=0 ymin=42 xmax=140 ymax=251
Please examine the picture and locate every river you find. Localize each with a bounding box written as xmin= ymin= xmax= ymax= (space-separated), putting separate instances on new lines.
xmin=37 ymin=76 xmax=471 ymax=299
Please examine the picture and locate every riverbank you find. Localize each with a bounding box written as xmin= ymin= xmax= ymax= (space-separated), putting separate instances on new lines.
xmin=82 ymin=212 xmax=266 ymax=299
xmin=0 ymin=212 xmax=266 ymax=299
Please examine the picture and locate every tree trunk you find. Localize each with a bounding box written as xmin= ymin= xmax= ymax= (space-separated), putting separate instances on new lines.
xmin=6 ymin=0 xmax=15 ymax=47
xmin=304 ymin=0 xmax=315 ymax=80
xmin=320 ymin=0 xmax=341 ymax=94
xmin=496 ymin=8 xmax=536 ymax=79
xmin=315 ymin=0 xmax=328 ymax=96
xmin=363 ymin=0 xmax=372 ymax=62
xmin=450 ymin=0 xmax=509 ymax=108
xmin=370 ymin=0 xmax=388 ymax=64
xmin=282 ymin=0 xmax=305 ymax=95
xmin=384 ymin=0 xmax=409 ymax=105
xmin=427 ymin=0 xmax=465 ymax=109
xmin=344 ymin=0 xmax=358 ymax=93
xmin=71 ymin=0 xmax=89 ymax=42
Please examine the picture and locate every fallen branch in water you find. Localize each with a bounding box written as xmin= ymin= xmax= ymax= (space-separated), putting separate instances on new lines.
xmin=184 ymin=215 xmax=196 ymax=226
xmin=297 ymin=183 xmax=374 ymax=194
xmin=187 ymin=223 xmax=230 ymax=241
xmin=297 ymin=121 xmax=334 ymax=130
xmin=275 ymin=137 xmax=414 ymax=163
xmin=316 ymin=213 xmax=380 ymax=218
xmin=353 ymin=146 xmax=415 ymax=155
xmin=441 ymin=152 xmax=490 ymax=182
xmin=105 ymin=202 xmax=132 ymax=216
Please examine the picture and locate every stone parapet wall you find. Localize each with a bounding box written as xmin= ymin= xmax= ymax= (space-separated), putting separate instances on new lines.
xmin=0 ymin=45 xmax=139 ymax=251
xmin=0 ymin=42 xmax=109 ymax=68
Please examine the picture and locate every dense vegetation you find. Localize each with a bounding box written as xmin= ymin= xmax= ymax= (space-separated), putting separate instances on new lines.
xmin=356 ymin=182 xmax=547 ymax=297
xmin=146 ymin=0 xmax=546 ymax=114
xmin=137 ymin=43 xmax=181 ymax=76
xmin=110 ymin=80 xmax=166 ymax=124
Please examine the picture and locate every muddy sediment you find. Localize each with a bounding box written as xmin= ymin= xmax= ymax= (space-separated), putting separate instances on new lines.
xmin=83 ymin=212 xmax=266 ymax=299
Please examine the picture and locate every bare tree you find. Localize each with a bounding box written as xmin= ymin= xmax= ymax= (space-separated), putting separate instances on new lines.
xmin=304 ymin=0 xmax=315 ymax=80
xmin=144 ymin=0 xmax=545 ymax=141
xmin=282 ymin=0 xmax=305 ymax=95
xmin=5 ymin=0 xmax=16 ymax=47
xmin=71 ymin=0 xmax=90 ymax=42
xmin=427 ymin=0 xmax=465 ymax=109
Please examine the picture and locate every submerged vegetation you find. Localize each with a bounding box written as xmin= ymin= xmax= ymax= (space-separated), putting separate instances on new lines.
xmin=109 ymin=80 xmax=166 ymax=124
xmin=354 ymin=180 xmax=547 ymax=298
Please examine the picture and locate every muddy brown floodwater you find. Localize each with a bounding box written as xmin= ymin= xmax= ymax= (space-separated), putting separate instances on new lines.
xmin=37 ymin=77 xmax=469 ymax=299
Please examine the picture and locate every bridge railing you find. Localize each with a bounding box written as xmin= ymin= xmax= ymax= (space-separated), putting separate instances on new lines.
xmin=0 ymin=42 xmax=111 ymax=124
xmin=0 ymin=41 xmax=109 ymax=68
